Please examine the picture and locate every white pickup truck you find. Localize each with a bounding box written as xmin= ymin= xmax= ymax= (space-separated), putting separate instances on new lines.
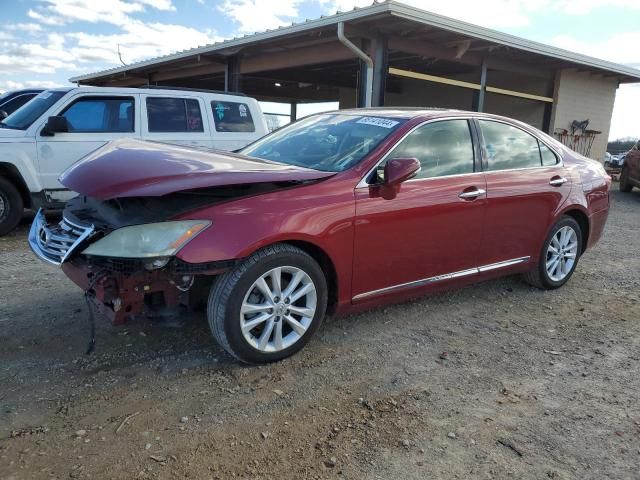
xmin=0 ymin=86 xmax=269 ymax=235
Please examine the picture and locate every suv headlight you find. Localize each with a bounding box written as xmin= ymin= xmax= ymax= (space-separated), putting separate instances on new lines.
xmin=82 ymin=221 xmax=210 ymax=260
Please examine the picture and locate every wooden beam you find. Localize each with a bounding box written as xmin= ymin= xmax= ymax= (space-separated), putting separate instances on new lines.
xmin=388 ymin=37 xmax=554 ymax=80
xmin=149 ymin=63 xmax=224 ymax=82
xmin=389 ymin=67 xmax=553 ymax=103
xmin=389 ymin=67 xmax=480 ymax=90
xmin=96 ymin=76 xmax=148 ymax=87
xmin=239 ymin=42 xmax=358 ymax=74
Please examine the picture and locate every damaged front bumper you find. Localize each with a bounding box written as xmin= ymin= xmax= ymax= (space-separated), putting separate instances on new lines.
xmin=61 ymin=256 xmax=237 ymax=325
xmin=30 ymin=208 xmax=235 ymax=325
xmin=62 ymin=259 xmax=192 ymax=325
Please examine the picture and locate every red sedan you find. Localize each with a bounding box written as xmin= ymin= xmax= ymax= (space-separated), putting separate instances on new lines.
xmin=29 ymin=109 xmax=611 ymax=363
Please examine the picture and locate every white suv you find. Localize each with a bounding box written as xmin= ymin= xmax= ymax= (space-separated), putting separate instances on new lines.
xmin=0 ymin=86 xmax=268 ymax=235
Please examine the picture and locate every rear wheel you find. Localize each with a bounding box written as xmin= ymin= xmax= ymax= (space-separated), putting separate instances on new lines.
xmin=207 ymin=244 xmax=327 ymax=364
xmin=619 ymin=166 xmax=633 ymax=192
xmin=523 ymin=216 xmax=582 ymax=290
xmin=0 ymin=177 xmax=23 ymax=236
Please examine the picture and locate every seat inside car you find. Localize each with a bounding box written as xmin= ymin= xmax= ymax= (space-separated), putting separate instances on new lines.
xmin=119 ymin=105 xmax=133 ymax=132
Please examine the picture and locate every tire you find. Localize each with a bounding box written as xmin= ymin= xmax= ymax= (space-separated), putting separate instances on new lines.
xmin=0 ymin=177 xmax=24 ymax=236
xmin=523 ymin=216 xmax=582 ymax=290
xmin=619 ymin=166 xmax=633 ymax=192
xmin=207 ymin=243 xmax=328 ymax=364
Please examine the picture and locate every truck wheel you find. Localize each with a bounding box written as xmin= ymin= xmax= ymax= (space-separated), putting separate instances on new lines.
xmin=523 ymin=216 xmax=582 ymax=290
xmin=0 ymin=177 xmax=23 ymax=236
xmin=207 ymin=243 xmax=327 ymax=364
xmin=619 ymin=167 xmax=633 ymax=192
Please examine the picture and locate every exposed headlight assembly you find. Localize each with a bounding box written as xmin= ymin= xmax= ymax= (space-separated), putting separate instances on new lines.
xmin=82 ymin=221 xmax=210 ymax=262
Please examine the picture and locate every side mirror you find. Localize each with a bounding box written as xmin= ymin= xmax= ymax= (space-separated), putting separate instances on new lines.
xmin=41 ymin=115 xmax=68 ymax=136
xmin=0 ymin=110 xmax=7 ymax=121
xmin=383 ymin=157 xmax=421 ymax=188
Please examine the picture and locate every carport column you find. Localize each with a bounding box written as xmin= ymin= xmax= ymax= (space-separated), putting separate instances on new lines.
xmin=371 ymin=34 xmax=388 ymax=107
xmin=225 ymin=56 xmax=241 ymax=93
xmin=473 ymin=59 xmax=488 ymax=112
xmin=357 ymin=57 xmax=370 ymax=108
xmin=290 ymin=101 xmax=297 ymax=122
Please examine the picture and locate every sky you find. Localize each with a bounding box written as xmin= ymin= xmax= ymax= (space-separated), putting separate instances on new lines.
xmin=1 ymin=0 xmax=639 ymax=140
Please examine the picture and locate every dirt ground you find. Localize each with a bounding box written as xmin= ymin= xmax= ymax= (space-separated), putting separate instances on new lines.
xmin=1 ymin=188 xmax=639 ymax=480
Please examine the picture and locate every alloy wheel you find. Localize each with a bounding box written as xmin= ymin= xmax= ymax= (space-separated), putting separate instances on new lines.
xmin=240 ymin=266 xmax=317 ymax=353
xmin=546 ymin=226 xmax=579 ymax=282
xmin=0 ymin=191 xmax=7 ymax=222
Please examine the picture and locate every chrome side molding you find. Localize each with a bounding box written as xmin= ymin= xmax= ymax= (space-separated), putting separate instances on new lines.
xmin=352 ymin=256 xmax=530 ymax=301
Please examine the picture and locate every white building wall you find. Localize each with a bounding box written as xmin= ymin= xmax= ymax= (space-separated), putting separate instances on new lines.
xmin=550 ymin=69 xmax=619 ymax=162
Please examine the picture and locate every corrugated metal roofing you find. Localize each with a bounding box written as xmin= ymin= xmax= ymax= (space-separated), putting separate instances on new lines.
xmin=69 ymin=0 xmax=640 ymax=83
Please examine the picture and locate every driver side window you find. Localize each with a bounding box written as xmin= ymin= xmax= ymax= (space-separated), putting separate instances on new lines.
xmin=61 ymin=96 xmax=135 ymax=133
xmin=376 ymin=119 xmax=474 ymax=182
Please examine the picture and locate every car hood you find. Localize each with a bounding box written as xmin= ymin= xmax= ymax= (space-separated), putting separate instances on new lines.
xmin=59 ymin=138 xmax=334 ymax=199
xmin=0 ymin=127 xmax=27 ymax=140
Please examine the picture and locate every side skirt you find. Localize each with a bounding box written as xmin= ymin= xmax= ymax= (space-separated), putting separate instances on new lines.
xmin=352 ymin=256 xmax=531 ymax=302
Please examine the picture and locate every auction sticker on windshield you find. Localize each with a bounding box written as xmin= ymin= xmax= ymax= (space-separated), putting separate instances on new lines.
xmin=356 ymin=117 xmax=399 ymax=128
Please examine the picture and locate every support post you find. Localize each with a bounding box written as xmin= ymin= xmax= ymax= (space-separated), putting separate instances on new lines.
xmin=371 ymin=34 xmax=388 ymax=107
xmin=290 ymin=101 xmax=297 ymax=122
xmin=473 ymin=59 xmax=488 ymax=112
xmin=225 ymin=56 xmax=241 ymax=92
xmin=357 ymin=59 xmax=370 ymax=108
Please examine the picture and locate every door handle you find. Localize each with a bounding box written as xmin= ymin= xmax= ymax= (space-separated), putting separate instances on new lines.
xmin=458 ymin=188 xmax=486 ymax=200
xmin=549 ymin=176 xmax=568 ymax=186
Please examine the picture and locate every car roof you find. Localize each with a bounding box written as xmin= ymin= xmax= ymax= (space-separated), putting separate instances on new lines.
xmin=332 ymin=107 xmax=450 ymax=119
xmin=322 ymin=107 xmax=524 ymax=123
xmin=44 ymin=86 xmax=252 ymax=99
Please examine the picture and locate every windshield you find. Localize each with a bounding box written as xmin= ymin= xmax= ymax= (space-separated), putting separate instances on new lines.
xmin=1 ymin=90 xmax=67 ymax=130
xmin=240 ymin=113 xmax=406 ymax=172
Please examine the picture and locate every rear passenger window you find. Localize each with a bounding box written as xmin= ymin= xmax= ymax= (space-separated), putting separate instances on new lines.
xmin=480 ymin=120 xmax=541 ymax=171
xmin=211 ymin=101 xmax=255 ymax=132
xmin=539 ymin=141 xmax=558 ymax=166
xmin=146 ymin=97 xmax=203 ymax=132
xmin=61 ymin=96 xmax=134 ymax=133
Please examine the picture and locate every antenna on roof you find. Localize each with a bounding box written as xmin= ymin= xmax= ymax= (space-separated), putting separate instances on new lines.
xmin=117 ymin=44 xmax=127 ymax=66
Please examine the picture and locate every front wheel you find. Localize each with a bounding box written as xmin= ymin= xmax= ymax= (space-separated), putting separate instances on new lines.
xmin=619 ymin=166 xmax=633 ymax=192
xmin=207 ymin=244 xmax=328 ymax=364
xmin=523 ymin=216 xmax=582 ymax=290
xmin=0 ymin=177 xmax=24 ymax=236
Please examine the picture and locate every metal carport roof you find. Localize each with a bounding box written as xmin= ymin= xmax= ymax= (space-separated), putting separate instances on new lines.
xmin=70 ymin=0 xmax=640 ymax=85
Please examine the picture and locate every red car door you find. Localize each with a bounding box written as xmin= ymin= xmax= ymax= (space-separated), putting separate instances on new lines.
xmin=352 ymin=118 xmax=487 ymax=301
xmin=477 ymin=119 xmax=572 ymax=265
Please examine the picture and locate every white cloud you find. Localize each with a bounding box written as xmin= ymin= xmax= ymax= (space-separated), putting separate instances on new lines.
xmin=325 ymin=0 xmax=640 ymax=28
xmin=27 ymin=0 xmax=176 ymax=27
xmin=0 ymin=32 xmax=78 ymax=76
xmin=0 ymin=80 xmax=65 ymax=94
xmin=551 ymin=0 xmax=640 ymax=15
xmin=325 ymin=0 xmax=545 ymax=28
xmin=11 ymin=0 xmax=216 ymax=77
xmin=68 ymin=22 xmax=218 ymax=65
xmin=610 ymin=84 xmax=640 ymax=140
xmin=221 ymin=0 xmax=538 ymax=33
xmin=6 ymin=23 xmax=43 ymax=34
xmin=552 ymin=33 xmax=640 ymax=68
xmin=219 ymin=0 xmax=305 ymax=33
